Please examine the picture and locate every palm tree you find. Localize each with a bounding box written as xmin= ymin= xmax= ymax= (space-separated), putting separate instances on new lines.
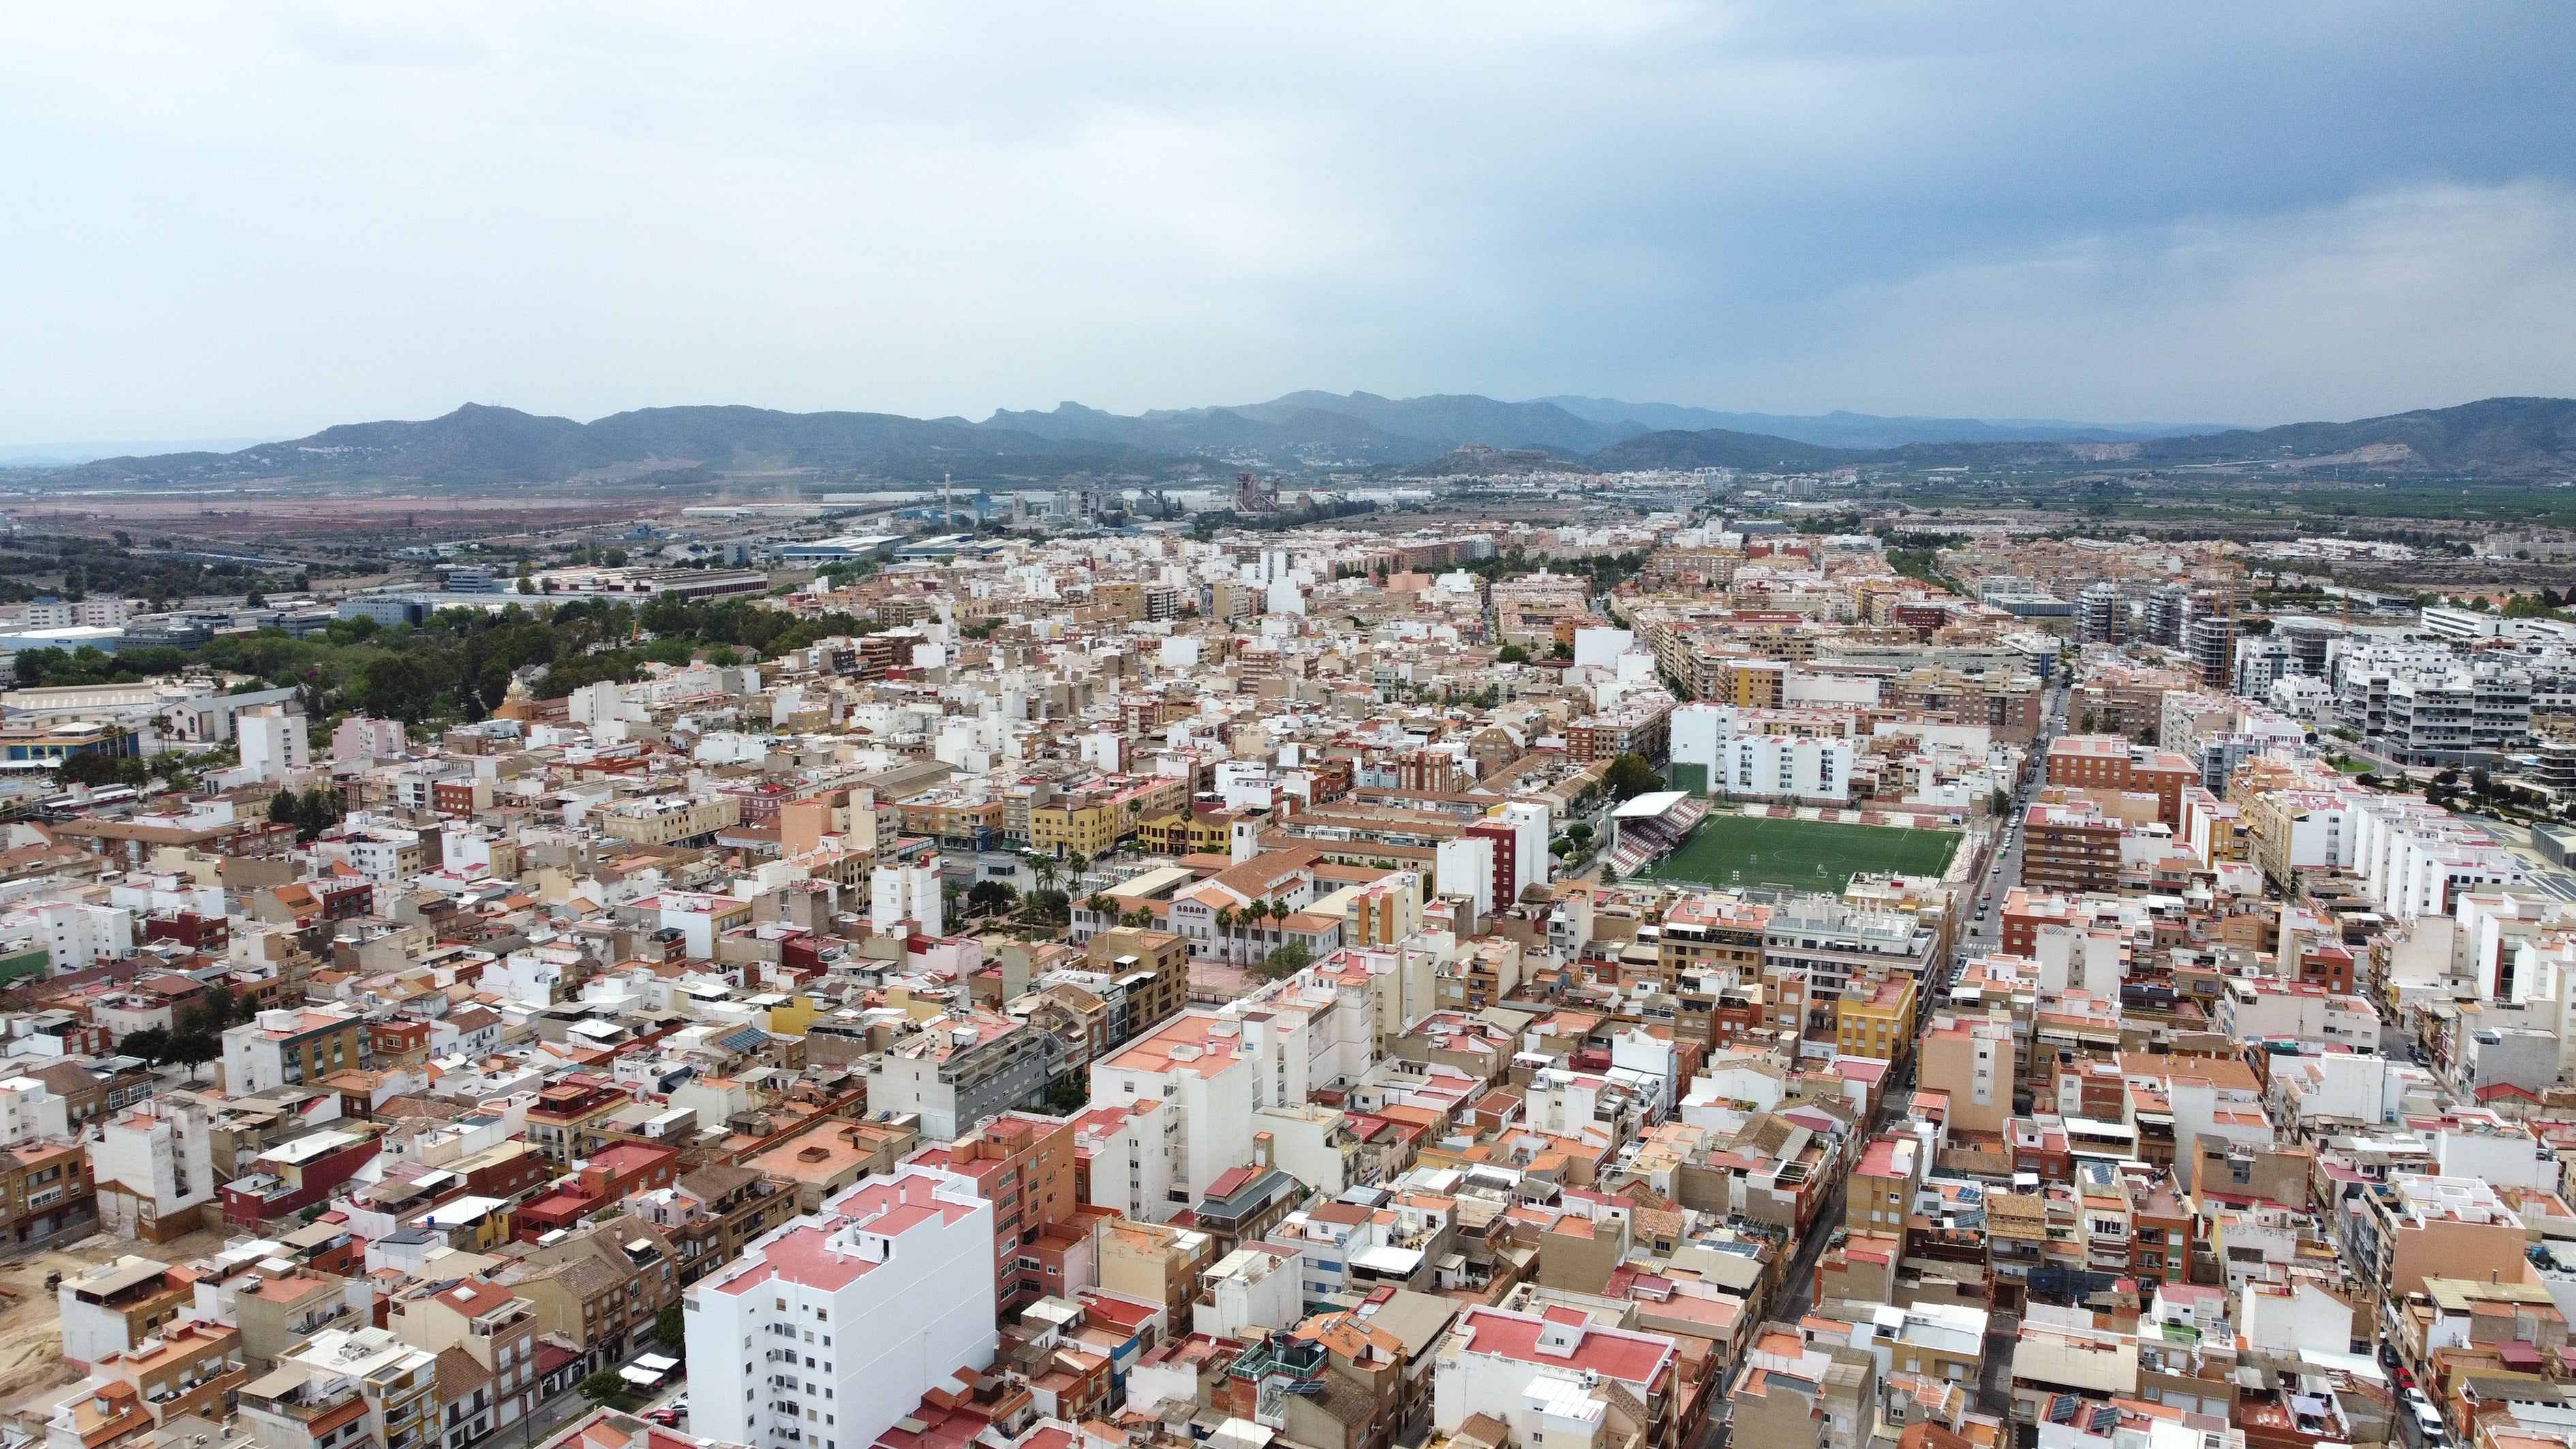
xmin=1087 ymin=893 xmax=1114 ymax=919
xmin=1068 ymin=852 xmax=1091 ymax=890
xmin=1214 ymin=906 xmax=1235 ymax=960
xmin=1030 ymin=853 xmax=1058 ymax=896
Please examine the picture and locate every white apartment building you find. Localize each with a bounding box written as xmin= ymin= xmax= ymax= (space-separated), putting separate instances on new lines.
xmin=1195 ymin=1244 xmax=1305 ymax=1340
xmin=1721 ymin=733 xmax=1854 ymax=802
xmin=22 ymin=597 xmax=134 ymax=628
xmin=35 ymin=900 xmax=131 ymax=971
xmin=1082 ymin=967 xmax=1377 ymax=1191
xmin=870 ymin=855 xmax=945 ymax=938
xmin=2349 ymin=796 xmax=2526 ymax=921
xmin=236 ymin=705 xmax=310 ymax=782
xmin=2215 ymin=981 xmax=2380 ymax=1052
xmin=1071 ymin=1099 xmax=1176 ymax=1223
xmin=89 ymin=1099 xmax=217 ymax=1242
xmin=1432 ymin=1306 xmax=1678 ymax=1444
xmin=1670 ymin=703 xmax=1856 ymax=802
xmin=282 ymin=1327 xmax=439 ymax=1449
xmin=687 ymin=1166 xmax=997 ymax=1449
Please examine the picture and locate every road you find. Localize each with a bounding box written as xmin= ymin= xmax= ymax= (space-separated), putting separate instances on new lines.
xmin=515 ymin=1360 xmax=690 ymax=1449
xmin=1691 ymin=682 xmax=2069 ymax=1449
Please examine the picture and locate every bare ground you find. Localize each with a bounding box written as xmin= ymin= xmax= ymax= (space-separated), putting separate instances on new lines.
xmin=0 ymin=1225 xmax=241 ymax=1407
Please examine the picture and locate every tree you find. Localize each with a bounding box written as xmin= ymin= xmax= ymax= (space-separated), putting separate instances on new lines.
xmin=166 ymin=1031 xmax=218 ymax=1082
xmin=967 ymin=881 xmax=1018 ymax=917
xmin=654 ymin=1305 xmax=686 ymax=1354
xmin=1990 ymin=787 xmax=2012 ymax=817
xmin=119 ymin=1026 xmax=171 ymax=1065
xmin=1549 ymin=640 xmax=1574 ymax=660
xmin=269 ymin=789 xmax=303 ymax=829
xmin=1566 ymin=823 xmax=1595 ymax=846
xmin=478 ymin=659 xmax=514 ymax=713
xmin=577 ymin=1372 xmax=631 ymax=1407
xmin=1497 ymin=644 xmax=1531 ymax=665
xmin=1263 ymin=941 xmax=1313 ymax=978
xmin=56 ymin=752 xmax=147 ymax=788
xmin=1603 ymin=752 xmax=1661 ymax=802
xmin=1086 ymin=892 xmax=1114 ymax=918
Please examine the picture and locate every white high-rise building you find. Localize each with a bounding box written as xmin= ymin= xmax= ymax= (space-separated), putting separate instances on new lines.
xmin=687 ymin=1166 xmax=997 ymax=1449
xmin=870 ymin=854 xmax=945 ymax=937
xmin=236 ymin=705 xmax=309 ymax=782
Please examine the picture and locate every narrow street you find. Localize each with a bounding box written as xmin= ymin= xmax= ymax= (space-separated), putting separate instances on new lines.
xmin=1693 ymin=681 xmax=2068 ymax=1449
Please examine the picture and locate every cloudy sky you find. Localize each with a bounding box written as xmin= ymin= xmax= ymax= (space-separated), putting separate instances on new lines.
xmin=5 ymin=2 xmax=2574 ymax=444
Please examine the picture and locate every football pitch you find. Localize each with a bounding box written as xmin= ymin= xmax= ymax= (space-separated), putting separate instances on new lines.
xmin=1634 ymin=812 xmax=1959 ymax=890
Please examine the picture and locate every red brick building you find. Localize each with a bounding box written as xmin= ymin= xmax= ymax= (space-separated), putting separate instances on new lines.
xmin=904 ymin=1111 xmax=1084 ymax=1318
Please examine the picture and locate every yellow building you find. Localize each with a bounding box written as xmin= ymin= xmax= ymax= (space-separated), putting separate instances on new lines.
xmin=1188 ymin=809 xmax=1253 ymax=855
xmin=1138 ymin=814 xmax=1191 ymax=855
xmin=1031 ymin=798 xmax=1123 ymax=857
xmin=1722 ymin=659 xmax=1788 ymax=708
xmin=1834 ymin=973 xmax=1918 ymax=1062
xmin=756 ymin=992 xmax=825 ymax=1038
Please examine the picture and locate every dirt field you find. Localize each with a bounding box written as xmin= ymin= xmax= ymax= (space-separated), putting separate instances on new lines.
xmin=0 ymin=1225 xmax=241 ymax=1408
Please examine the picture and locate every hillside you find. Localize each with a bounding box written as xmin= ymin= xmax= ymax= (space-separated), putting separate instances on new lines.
xmin=62 ymin=403 xmax=1186 ymax=487
xmin=2124 ymin=396 xmax=2576 ymax=475
xmin=1586 ymin=428 xmax=1866 ymax=473
xmin=1402 ymin=443 xmax=1597 ymax=477
xmin=1537 ymin=398 xmax=2221 ymax=448
xmin=984 ymin=401 xmax=1432 ymax=463
xmin=39 ymin=393 xmax=2576 ymax=487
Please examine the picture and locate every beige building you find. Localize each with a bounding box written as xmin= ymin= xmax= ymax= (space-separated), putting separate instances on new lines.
xmin=600 ymin=792 xmax=742 ymax=845
xmin=1098 ymin=1217 xmax=1218 ymax=1320
xmin=2355 ymin=1176 xmax=2528 ymax=1299
xmin=1918 ymin=1013 xmax=2016 ymax=1139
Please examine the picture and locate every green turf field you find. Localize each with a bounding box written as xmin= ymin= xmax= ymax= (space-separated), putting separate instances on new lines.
xmin=1634 ymin=812 xmax=1959 ymax=890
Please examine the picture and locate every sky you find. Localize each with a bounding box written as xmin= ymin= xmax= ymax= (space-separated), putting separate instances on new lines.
xmin=4 ymin=3 xmax=2575 ymax=444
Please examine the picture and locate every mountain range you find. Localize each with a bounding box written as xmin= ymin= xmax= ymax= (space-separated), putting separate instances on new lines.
xmin=29 ymin=393 xmax=2576 ymax=487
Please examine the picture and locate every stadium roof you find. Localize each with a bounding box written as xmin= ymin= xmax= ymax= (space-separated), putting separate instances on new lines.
xmin=1612 ymin=791 xmax=1689 ymax=819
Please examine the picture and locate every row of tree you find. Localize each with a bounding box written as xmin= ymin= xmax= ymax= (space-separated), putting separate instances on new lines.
xmin=267 ymin=787 xmax=346 ymax=842
xmin=115 ymin=983 xmax=251 ymax=1080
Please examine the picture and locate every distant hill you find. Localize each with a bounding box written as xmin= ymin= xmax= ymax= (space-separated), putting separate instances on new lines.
xmin=42 ymin=393 xmax=2576 ymax=487
xmin=2121 ymin=396 xmax=2576 ymax=475
xmin=1587 ymin=428 xmax=1865 ymax=473
xmin=1858 ymin=396 xmax=2576 ymax=476
xmin=1537 ymin=397 xmax=2227 ymax=448
xmin=1230 ymin=391 xmax=1640 ymax=453
xmin=62 ymin=403 xmax=1184 ymax=487
xmin=985 ymin=401 xmax=1432 ymax=463
xmin=1402 ymin=443 xmax=1597 ymax=478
